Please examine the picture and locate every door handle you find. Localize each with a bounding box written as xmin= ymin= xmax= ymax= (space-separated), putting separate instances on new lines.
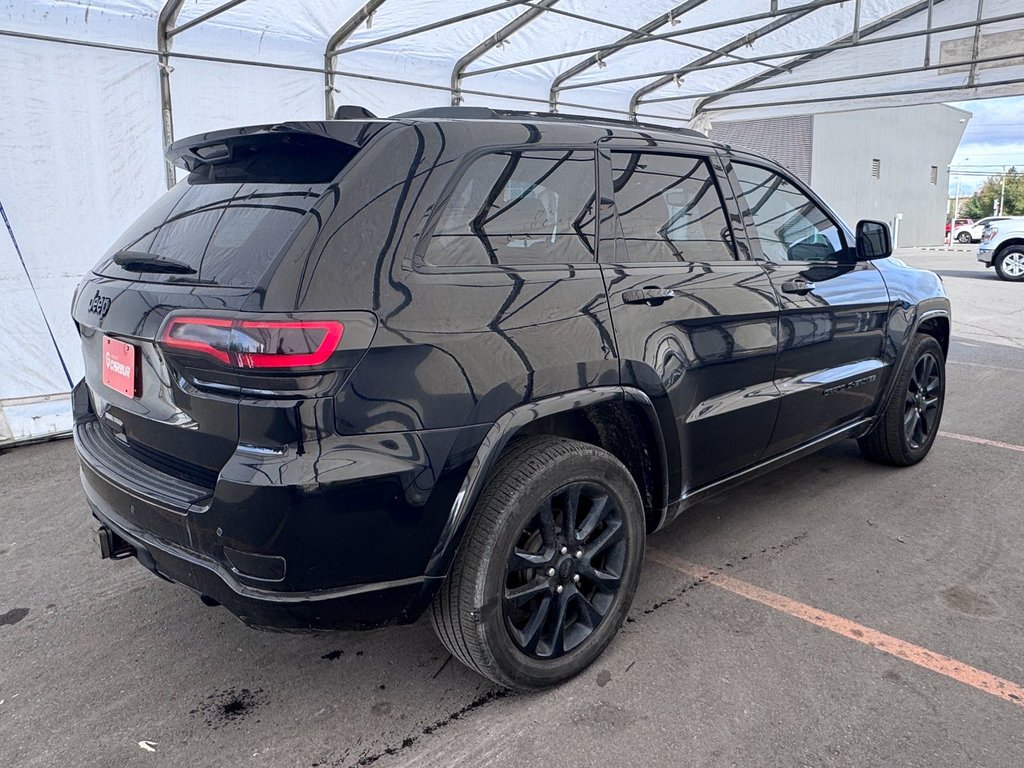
xmin=781 ymin=279 xmax=816 ymax=295
xmin=622 ymin=287 xmax=678 ymax=306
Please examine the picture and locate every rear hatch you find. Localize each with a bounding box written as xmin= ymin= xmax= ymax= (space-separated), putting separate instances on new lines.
xmin=73 ymin=124 xmax=382 ymax=516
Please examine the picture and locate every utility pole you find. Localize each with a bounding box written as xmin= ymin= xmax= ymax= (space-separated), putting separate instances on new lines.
xmin=999 ymin=166 xmax=1007 ymax=216
xmin=953 ymin=174 xmax=961 ymax=242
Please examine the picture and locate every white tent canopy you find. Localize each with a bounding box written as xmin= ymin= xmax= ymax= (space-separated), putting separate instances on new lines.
xmin=1 ymin=0 xmax=1022 ymax=442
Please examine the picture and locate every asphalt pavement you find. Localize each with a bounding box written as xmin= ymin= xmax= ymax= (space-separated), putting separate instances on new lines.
xmin=2 ymin=248 xmax=1022 ymax=767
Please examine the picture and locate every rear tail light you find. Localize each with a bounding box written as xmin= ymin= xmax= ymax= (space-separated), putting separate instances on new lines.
xmin=160 ymin=316 xmax=344 ymax=369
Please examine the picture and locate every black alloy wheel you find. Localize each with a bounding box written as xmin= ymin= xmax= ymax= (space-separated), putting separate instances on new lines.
xmin=858 ymin=333 xmax=946 ymax=466
xmin=904 ymin=351 xmax=942 ymax=450
xmin=431 ymin=435 xmax=645 ymax=691
xmin=503 ymin=482 xmax=626 ymax=659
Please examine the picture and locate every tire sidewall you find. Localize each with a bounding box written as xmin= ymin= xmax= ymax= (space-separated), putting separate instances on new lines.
xmin=474 ymin=448 xmax=645 ymax=689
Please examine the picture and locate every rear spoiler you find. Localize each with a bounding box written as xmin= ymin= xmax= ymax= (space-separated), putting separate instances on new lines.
xmin=165 ymin=121 xmax=392 ymax=172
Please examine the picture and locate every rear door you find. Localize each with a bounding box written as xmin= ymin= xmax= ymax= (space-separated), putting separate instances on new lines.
xmin=599 ymin=145 xmax=780 ymax=493
xmin=724 ymin=158 xmax=891 ymax=456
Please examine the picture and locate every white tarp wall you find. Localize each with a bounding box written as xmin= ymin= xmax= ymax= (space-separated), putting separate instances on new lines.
xmin=1 ymin=0 xmax=1022 ymax=443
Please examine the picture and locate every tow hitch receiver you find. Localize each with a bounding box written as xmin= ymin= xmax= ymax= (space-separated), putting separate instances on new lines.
xmin=97 ymin=525 xmax=135 ymax=560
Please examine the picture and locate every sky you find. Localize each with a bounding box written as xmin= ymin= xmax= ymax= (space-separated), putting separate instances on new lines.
xmin=947 ymin=95 xmax=1024 ymax=197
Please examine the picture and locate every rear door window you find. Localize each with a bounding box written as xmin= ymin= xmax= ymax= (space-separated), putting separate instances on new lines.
xmin=609 ymin=152 xmax=736 ymax=263
xmin=422 ymin=149 xmax=597 ymax=268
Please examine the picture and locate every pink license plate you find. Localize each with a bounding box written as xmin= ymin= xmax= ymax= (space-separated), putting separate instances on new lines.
xmin=102 ymin=336 xmax=137 ymax=398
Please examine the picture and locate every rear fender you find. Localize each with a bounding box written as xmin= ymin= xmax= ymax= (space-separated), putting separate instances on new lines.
xmin=421 ymin=386 xmax=667 ymax=581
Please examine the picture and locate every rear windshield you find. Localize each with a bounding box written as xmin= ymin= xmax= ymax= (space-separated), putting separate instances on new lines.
xmin=96 ymin=136 xmax=355 ymax=287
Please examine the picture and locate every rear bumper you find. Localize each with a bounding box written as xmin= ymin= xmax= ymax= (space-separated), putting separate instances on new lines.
xmin=86 ymin=485 xmax=436 ymax=631
xmin=72 ymin=380 xmax=486 ymax=631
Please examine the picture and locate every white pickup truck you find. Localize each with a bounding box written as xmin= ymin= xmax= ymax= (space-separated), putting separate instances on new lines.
xmin=978 ymin=217 xmax=1024 ymax=281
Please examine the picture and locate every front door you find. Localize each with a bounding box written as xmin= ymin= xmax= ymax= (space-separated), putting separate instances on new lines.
xmin=600 ymin=146 xmax=780 ymax=494
xmin=725 ymin=159 xmax=891 ymax=456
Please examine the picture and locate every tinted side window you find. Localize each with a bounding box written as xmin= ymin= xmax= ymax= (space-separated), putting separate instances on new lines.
xmin=732 ymin=162 xmax=847 ymax=263
xmin=424 ymin=150 xmax=596 ymax=268
xmin=610 ymin=152 xmax=735 ymax=263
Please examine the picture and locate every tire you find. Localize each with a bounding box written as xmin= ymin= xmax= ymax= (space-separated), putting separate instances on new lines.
xmin=956 ymin=231 xmax=972 ymax=243
xmin=430 ymin=435 xmax=645 ymax=691
xmin=994 ymin=246 xmax=1024 ymax=282
xmin=858 ymin=333 xmax=945 ymax=466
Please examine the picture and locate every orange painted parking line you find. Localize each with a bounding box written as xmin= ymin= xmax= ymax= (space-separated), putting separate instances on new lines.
xmin=939 ymin=431 xmax=1024 ymax=454
xmin=647 ymin=548 xmax=1024 ymax=710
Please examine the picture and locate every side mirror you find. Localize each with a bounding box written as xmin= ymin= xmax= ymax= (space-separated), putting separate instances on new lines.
xmin=856 ymin=220 xmax=892 ymax=260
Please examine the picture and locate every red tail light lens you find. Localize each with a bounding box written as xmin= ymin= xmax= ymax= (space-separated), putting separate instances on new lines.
xmin=161 ymin=317 xmax=344 ymax=369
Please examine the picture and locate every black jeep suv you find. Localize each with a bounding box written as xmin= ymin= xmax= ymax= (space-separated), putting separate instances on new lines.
xmin=73 ymin=107 xmax=949 ymax=690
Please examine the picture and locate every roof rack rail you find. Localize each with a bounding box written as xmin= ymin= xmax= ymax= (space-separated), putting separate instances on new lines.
xmin=391 ymin=106 xmax=705 ymax=138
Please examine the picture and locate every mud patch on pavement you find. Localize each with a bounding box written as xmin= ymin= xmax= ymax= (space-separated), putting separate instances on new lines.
xmin=0 ymin=608 xmax=29 ymax=626
xmin=570 ymin=700 xmax=640 ymax=731
xmin=191 ymin=687 xmax=266 ymax=729
xmin=940 ymin=585 xmax=1003 ymax=617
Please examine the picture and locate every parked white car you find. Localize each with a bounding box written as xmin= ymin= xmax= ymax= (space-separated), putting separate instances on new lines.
xmin=978 ymin=217 xmax=1024 ymax=281
xmin=955 ymin=216 xmax=1015 ymax=243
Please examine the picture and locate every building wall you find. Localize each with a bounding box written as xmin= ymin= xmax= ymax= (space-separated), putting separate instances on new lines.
xmin=709 ymin=105 xmax=968 ymax=246
xmin=810 ymin=104 xmax=968 ymax=247
xmin=710 ymin=115 xmax=814 ymax=184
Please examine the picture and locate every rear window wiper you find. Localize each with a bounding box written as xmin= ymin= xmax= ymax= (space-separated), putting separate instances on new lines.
xmin=113 ymin=250 xmax=197 ymax=274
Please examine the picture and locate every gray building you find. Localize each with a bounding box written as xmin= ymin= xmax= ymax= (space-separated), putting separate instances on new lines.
xmin=709 ymin=104 xmax=970 ymax=247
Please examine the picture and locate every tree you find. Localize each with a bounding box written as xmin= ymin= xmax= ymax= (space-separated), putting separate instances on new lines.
xmin=963 ymin=168 xmax=1024 ymax=218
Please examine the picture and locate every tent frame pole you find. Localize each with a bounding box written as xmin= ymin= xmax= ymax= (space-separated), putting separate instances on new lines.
xmin=630 ymin=7 xmax=817 ymax=119
xmin=562 ymin=8 xmax=1020 ymax=93
xmin=464 ymin=0 xmax=852 ymax=79
xmin=324 ymin=1 xmax=388 ymax=119
xmin=157 ymin=0 xmax=186 ymax=189
xmin=690 ymin=0 xmax=948 ymax=114
xmin=548 ymin=0 xmax=708 ymax=112
xmin=451 ymin=0 xmax=560 ymax=106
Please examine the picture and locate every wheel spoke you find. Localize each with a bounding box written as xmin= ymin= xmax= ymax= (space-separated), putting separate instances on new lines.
xmin=573 ymin=590 xmax=606 ymax=628
xmin=904 ymin=407 xmax=917 ymax=431
xmin=508 ymin=548 xmax=553 ymax=573
xmin=920 ymin=406 xmax=937 ymax=435
xmin=922 ymin=354 xmax=934 ymax=385
xmin=576 ymin=494 xmax=610 ymax=543
xmin=585 ymin=518 xmax=624 ymax=558
xmin=515 ymin=594 xmax=553 ymax=654
xmin=561 ymin=485 xmax=581 ymax=541
xmin=504 ymin=576 xmax=551 ymax=608
xmin=546 ymin=587 xmax=572 ymax=657
xmin=578 ymin=560 xmax=622 ymax=592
